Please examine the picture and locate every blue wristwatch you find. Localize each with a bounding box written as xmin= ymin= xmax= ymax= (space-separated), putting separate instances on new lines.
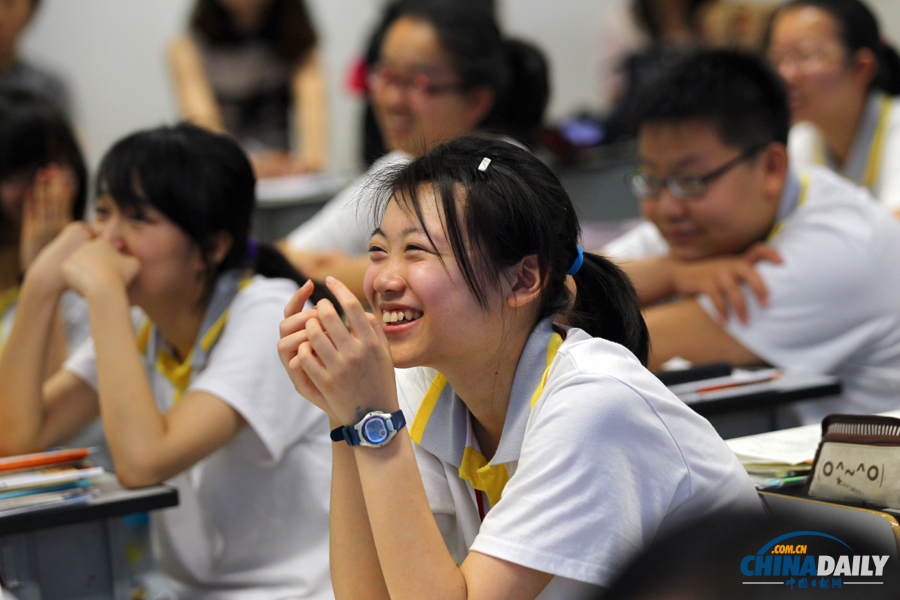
xmin=330 ymin=410 xmax=406 ymax=448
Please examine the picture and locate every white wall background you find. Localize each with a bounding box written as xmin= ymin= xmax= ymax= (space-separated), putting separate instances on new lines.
xmin=18 ymin=0 xmax=900 ymax=172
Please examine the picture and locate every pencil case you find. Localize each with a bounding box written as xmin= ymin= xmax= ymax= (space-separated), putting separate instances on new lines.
xmin=806 ymin=414 xmax=900 ymax=508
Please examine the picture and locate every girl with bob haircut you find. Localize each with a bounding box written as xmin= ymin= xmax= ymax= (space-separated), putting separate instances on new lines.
xmin=278 ymin=136 xmax=760 ymax=599
xmin=0 ymin=123 xmax=333 ymax=599
xmin=767 ymin=0 xmax=900 ymax=213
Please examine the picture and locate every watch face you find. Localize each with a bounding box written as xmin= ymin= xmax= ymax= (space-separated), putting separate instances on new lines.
xmin=362 ymin=416 xmax=389 ymax=444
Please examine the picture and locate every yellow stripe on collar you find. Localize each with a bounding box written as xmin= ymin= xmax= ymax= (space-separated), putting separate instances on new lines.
xmin=410 ymin=372 xmax=446 ymax=445
xmin=531 ymin=332 xmax=563 ymax=409
xmin=138 ymin=276 xmax=251 ymax=403
xmin=864 ymin=94 xmax=892 ymax=190
xmin=413 ymin=330 xmax=565 ymax=505
xmin=767 ymin=173 xmax=810 ymax=242
xmin=0 ymin=286 xmax=19 ymax=351
xmin=137 ymin=320 xmax=151 ymax=353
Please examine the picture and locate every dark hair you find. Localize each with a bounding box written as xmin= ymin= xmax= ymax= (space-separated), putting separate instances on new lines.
xmin=632 ymin=0 xmax=716 ymax=41
xmin=0 ymin=85 xmax=87 ymax=220
xmin=772 ymin=0 xmax=900 ymax=95
xmin=631 ymin=49 xmax=791 ymax=148
xmin=379 ymin=0 xmax=549 ymax=147
xmin=96 ymin=123 xmax=332 ymax=305
xmin=190 ymin=0 xmax=317 ymax=64
xmin=373 ymin=135 xmax=649 ymax=364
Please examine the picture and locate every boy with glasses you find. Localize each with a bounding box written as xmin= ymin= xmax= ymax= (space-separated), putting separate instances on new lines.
xmin=604 ymin=49 xmax=900 ymax=426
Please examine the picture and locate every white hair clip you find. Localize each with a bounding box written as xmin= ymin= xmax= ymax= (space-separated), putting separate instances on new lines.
xmin=478 ymin=157 xmax=491 ymax=172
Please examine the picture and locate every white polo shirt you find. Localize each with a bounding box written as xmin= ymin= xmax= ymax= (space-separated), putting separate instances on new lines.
xmin=606 ymin=167 xmax=900 ymax=425
xmin=65 ymin=274 xmax=334 ymax=600
xmin=285 ymin=150 xmax=410 ymax=254
xmin=397 ymin=319 xmax=761 ymax=598
xmin=789 ymin=92 xmax=900 ymax=210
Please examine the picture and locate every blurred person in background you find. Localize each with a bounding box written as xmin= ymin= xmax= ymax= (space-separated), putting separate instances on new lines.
xmin=0 ymin=0 xmax=72 ymax=116
xmin=170 ymin=0 xmax=328 ymax=177
xmin=279 ymin=0 xmax=548 ymax=301
xmin=768 ymin=0 xmax=900 ymax=213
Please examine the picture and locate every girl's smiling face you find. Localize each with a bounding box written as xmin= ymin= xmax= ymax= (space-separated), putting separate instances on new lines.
xmin=767 ymin=6 xmax=871 ymax=126
xmin=364 ymin=187 xmax=504 ymax=371
xmin=371 ymin=17 xmax=492 ymax=157
xmin=91 ymin=195 xmax=207 ymax=310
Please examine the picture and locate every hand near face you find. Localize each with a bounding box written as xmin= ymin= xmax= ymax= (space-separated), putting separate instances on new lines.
xmin=669 ymin=242 xmax=782 ymax=324
xmin=278 ymin=277 xmax=397 ymax=425
xmin=23 ymin=221 xmax=93 ymax=295
xmin=19 ymin=165 xmax=78 ymax=271
xmin=61 ymin=237 xmax=141 ymax=299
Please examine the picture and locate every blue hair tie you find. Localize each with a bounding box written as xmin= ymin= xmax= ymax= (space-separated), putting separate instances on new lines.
xmin=247 ymin=237 xmax=259 ymax=261
xmin=567 ymin=246 xmax=584 ymax=276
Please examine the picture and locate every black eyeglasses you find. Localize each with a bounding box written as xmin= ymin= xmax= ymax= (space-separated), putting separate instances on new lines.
xmin=627 ymin=144 xmax=767 ymax=201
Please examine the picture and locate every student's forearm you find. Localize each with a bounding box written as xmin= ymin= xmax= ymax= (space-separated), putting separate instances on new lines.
xmin=615 ymin=256 xmax=677 ymax=305
xmin=0 ymin=280 xmax=63 ymax=454
xmin=330 ymin=434 xmax=391 ymax=600
xmin=354 ymin=434 xmax=468 ymax=600
xmin=42 ymin=308 xmax=69 ymax=382
xmin=294 ymin=54 xmax=327 ymax=171
xmin=169 ymin=36 xmax=225 ymax=133
xmin=84 ymin=285 xmax=169 ymax=486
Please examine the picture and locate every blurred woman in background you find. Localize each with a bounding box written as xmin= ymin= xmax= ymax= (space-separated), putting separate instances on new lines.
xmin=170 ymin=0 xmax=327 ymax=177
xmin=279 ymin=0 xmax=549 ymax=300
xmin=768 ymin=0 xmax=900 ymax=212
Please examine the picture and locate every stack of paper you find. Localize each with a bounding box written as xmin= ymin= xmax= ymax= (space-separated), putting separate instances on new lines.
xmin=0 ymin=448 xmax=103 ymax=516
xmin=726 ymin=423 xmax=822 ymax=476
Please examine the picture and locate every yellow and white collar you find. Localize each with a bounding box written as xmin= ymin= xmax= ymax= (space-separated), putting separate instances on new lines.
xmin=409 ymin=318 xmax=563 ymax=506
xmin=137 ymin=270 xmax=251 ymax=402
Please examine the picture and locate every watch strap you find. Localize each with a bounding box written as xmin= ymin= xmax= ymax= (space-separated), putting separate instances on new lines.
xmin=329 ymin=425 xmax=361 ymax=446
xmin=389 ymin=410 xmax=406 ymax=434
xmin=330 ymin=410 xmax=406 ymax=446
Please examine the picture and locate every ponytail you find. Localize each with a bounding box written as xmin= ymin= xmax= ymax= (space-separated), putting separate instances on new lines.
xmin=567 ymin=253 xmax=650 ymax=366
xmin=481 ymin=39 xmax=550 ymax=147
xmin=878 ymin=41 xmax=900 ymax=96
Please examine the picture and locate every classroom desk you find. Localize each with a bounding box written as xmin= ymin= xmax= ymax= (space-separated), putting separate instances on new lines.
xmin=0 ymin=473 xmax=178 ymax=600
xmin=252 ymin=172 xmax=351 ymax=243
xmin=250 ymin=142 xmax=641 ymax=245
xmin=668 ymin=370 xmax=842 ymax=439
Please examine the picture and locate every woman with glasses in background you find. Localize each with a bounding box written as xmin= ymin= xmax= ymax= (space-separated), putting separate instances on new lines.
xmin=767 ymin=0 xmax=900 ymax=214
xmin=278 ymin=0 xmax=548 ymax=301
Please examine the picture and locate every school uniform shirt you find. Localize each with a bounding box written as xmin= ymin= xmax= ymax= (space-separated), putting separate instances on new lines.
xmin=396 ymin=318 xmax=761 ymax=598
xmin=605 ymin=167 xmax=900 ymax=425
xmin=789 ymin=92 xmax=900 ymax=210
xmin=64 ymin=273 xmax=334 ymax=600
xmin=285 ymin=150 xmax=411 ymax=254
